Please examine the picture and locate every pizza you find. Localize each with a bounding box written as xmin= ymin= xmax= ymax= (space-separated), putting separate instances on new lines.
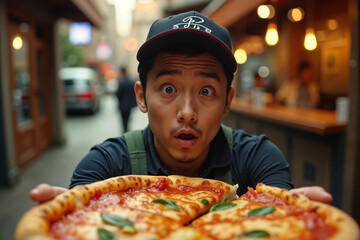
xmin=15 ymin=175 xmax=237 ymax=240
xmin=15 ymin=175 xmax=359 ymax=240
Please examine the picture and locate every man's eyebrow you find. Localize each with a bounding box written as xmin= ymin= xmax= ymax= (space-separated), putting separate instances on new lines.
xmin=155 ymin=69 xmax=181 ymax=79
xmin=196 ymin=71 xmax=221 ymax=82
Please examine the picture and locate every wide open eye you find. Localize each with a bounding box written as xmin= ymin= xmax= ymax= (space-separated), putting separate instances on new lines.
xmin=199 ymin=86 xmax=214 ymax=96
xmin=161 ymin=84 xmax=176 ymax=94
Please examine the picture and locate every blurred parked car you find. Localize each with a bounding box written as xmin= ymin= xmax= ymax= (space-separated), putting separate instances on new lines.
xmin=59 ymin=67 xmax=103 ymax=114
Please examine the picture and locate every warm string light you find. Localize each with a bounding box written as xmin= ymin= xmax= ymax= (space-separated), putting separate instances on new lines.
xmin=257 ymin=2 xmax=318 ymax=50
xmin=257 ymin=4 xmax=278 ymax=47
xmin=256 ymin=2 xmax=319 ymax=50
xmin=304 ymin=0 xmax=317 ymax=51
xmin=304 ymin=28 xmax=317 ymax=50
xmin=234 ymin=48 xmax=247 ymax=64
xmin=13 ymin=35 xmax=23 ymax=50
xmin=265 ymin=22 xmax=279 ymax=46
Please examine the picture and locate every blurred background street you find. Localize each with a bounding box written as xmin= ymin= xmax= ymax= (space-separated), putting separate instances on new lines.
xmin=0 ymin=95 xmax=148 ymax=239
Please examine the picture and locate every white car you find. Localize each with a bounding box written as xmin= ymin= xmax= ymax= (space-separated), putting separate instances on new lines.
xmin=59 ymin=67 xmax=102 ymax=114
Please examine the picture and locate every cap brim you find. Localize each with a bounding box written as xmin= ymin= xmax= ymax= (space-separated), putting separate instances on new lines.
xmin=137 ymin=29 xmax=237 ymax=74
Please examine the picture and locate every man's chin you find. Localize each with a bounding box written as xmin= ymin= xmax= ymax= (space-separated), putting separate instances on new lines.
xmin=173 ymin=156 xmax=198 ymax=164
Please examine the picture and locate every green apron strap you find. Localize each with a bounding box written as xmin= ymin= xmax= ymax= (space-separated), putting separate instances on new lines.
xmin=124 ymin=130 xmax=148 ymax=175
xmin=215 ymin=124 xmax=233 ymax=184
xmin=221 ymin=124 xmax=233 ymax=152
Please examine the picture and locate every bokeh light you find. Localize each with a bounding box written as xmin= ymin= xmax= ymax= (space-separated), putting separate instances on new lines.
xmin=13 ymin=36 xmax=23 ymax=50
xmin=304 ymin=28 xmax=317 ymax=51
xmin=287 ymin=8 xmax=304 ymax=22
xmin=265 ymin=23 xmax=279 ymax=46
xmin=234 ymin=48 xmax=247 ymax=64
xmin=125 ymin=38 xmax=138 ymax=51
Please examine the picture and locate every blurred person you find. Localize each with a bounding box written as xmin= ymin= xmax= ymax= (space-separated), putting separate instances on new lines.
xmin=30 ymin=11 xmax=332 ymax=204
xmin=250 ymin=73 xmax=275 ymax=106
xmin=254 ymin=73 xmax=265 ymax=89
xmin=276 ymin=60 xmax=320 ymax=108
xmin=115 ymin=66 xmax=137 ymax=132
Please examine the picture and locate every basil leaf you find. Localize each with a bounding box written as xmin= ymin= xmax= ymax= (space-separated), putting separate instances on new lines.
xmin=98 ymin=228 xmax=117 ymax=240
xmin=152 ymin=199 xmax=179 ymax=211
xmin=210 ymin=202 xmax=236 ymax=212
xmin=237 ymin=230 xmax=270 ymax=238
xmin=201 ymin=199 xmax=210 ymax=206
xmin=248 ymin=206 xmax=275 ymax=217
xmin=101 ymin=212 xmax=134 ymax=228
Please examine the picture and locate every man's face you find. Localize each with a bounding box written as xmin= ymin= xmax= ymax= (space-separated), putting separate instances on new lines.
xmin=135 ymin=52 xmax=234 ymax=175
xmin=300 ymin=67 xmax=313 ymax=84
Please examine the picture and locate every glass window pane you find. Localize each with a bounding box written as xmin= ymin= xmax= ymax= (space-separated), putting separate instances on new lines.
xmin=36 ymin=50 xmax=46 ymax=116
xmin=12 ymin=38 xmax=31 ymax=125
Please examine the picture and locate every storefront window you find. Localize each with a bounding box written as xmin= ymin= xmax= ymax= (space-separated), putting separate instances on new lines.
xmin=12 ymin=38 xmax=31 ymax=125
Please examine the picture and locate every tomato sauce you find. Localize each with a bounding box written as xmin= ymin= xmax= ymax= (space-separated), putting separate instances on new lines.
xmin=153 ymin=178 xmax=166 ymax=190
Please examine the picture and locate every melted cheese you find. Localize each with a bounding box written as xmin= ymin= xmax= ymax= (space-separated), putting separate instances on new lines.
xmin=50 ymin=206 xmax=182 ymax=239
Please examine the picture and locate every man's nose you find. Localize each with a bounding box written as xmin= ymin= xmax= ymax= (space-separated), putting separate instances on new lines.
xmin=177 ymin=94 xmax=197 ymax=123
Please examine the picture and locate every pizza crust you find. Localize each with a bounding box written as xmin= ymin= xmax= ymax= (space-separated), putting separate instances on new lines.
xmin=313 ymin=202 xmax=360 ymax=240
xmin=15 ymin=190 xmax=78 ymax=240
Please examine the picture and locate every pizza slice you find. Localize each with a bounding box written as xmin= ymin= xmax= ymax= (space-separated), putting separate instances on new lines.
xmin=15 ymin=175 xmax=238 ymax=240
xmin=191 ymin=183 xmax=360 ymax=240
xmin=115 ymin=175 xmax=237 ymax=224
xmin=51 ymin=205 xmax=182 ymax=239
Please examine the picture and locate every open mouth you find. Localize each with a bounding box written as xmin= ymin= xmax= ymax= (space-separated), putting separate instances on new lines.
xmin=178 ymin=133 xmax=195 ymax=140
xmin=174 ymin=130 xmax=199 ymax=148
xmin=174 ymin=129 xmax=199 ymax=148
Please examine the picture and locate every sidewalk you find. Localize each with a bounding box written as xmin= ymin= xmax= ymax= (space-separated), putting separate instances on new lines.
xmin=0 ymin=95 xmax=148 ymax=239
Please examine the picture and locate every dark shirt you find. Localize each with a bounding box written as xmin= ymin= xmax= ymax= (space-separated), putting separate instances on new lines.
xmin=70 ymin=125 xmax=294 ymax=196
xmin=115 ymin=76 xmax=137 ymax=111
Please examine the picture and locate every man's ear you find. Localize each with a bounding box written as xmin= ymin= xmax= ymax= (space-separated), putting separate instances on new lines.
xmin=223 ymin=87 xmax=234 ymax=117
xmin=135 ymin=81 xmax=148 ymax=113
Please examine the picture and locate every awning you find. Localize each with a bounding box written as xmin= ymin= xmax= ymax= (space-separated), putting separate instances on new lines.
xmin=164 ymin=0 xmax=212 ymax=15
xmin=202 ymin=0 xmax=266 ymax=28
xmin=49 ymin=0 xmax=102 ymax=28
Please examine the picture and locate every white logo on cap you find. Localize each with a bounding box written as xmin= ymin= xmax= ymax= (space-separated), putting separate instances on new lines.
xmin=173 ymin=16 xmax=211 ymax=33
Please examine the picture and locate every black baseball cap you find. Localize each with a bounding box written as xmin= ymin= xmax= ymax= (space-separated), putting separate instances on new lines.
xmin=137 ymin=11 xmax=237 ymax=76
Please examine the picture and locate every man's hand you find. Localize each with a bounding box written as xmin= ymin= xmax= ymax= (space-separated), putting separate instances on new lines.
xmin=30 ymin=184 xmax=67 ymax=203
xmin=290 ymin=186 xmax=333 ymax=204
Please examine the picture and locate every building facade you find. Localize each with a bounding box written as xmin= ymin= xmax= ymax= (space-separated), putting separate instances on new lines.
xmin=0 ymin=0 xmax=102 ymax=187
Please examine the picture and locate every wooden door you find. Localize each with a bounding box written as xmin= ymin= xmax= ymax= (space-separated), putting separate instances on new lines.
xmin=8 ymin=11 xmax=52 ymax=168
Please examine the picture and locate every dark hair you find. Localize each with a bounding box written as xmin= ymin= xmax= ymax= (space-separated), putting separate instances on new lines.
xmin=138 ymin=45 xmax=234 ymax=94
xmin=297 ymin=60 xmax=312 ymax=73
xmin=119 ymin=66 xmax=127 ymax=74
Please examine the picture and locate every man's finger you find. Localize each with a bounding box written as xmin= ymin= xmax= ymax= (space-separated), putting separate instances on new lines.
xmin=29 ymin=184 xmax=67 ymax=203
xmin=290 ymin=186 xmax=333 ymax=204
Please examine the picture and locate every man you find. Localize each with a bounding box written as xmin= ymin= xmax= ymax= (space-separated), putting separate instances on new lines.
xmin=276 ymin=60 xmax=320 ymax=108
xmin=31 ymin=11 xmax=331 ymax=203
xmin=115 ymin=66 xmax=137 ymax=132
